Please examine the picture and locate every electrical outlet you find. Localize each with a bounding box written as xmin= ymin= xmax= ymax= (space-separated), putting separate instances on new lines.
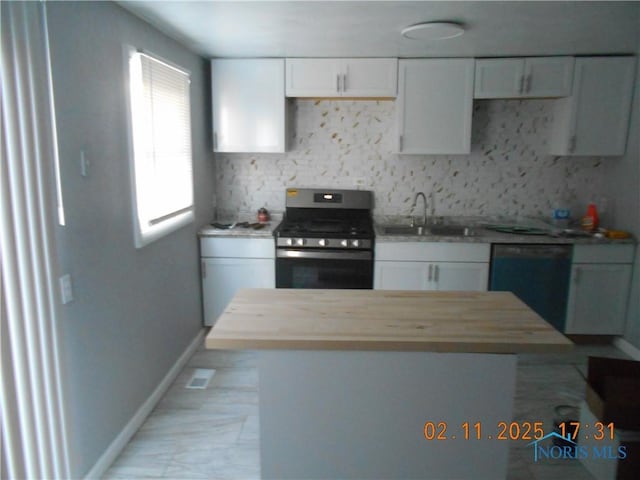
xmin=59 ymin=274 xmax=73 ymax=304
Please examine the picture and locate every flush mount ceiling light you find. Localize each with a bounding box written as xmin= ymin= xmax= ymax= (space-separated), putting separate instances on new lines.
xmin=401 ymin=21 xmax=465 ymax=40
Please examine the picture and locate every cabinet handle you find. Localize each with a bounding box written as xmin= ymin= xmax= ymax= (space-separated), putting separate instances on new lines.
xmin=519 ymin=75 xmax=525 ymax=94
xmin=569 ymin=135 xmax=577 ymax=153
xmin=343 ymin=73 xmax=347 ymax=93
xmin=337 ymin=74 xmax=341 ymax=93
xmin=399 ymin=134 xmax=403 ymax=152
xmin=525 ymin=74 xmax=532 ymax=93
xmin=202 ymin=261 xmax=206 ymax=279
xmin=428 ymin=264 xmax=433 ymax=282
xmin=434 ymin=265 xmax=439 ymax=283
xmin=213 ymin=132 xmax=218 ymax=151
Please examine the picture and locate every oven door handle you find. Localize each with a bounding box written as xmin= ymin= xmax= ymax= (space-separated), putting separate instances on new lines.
xmin=277 ymin=249 xmax=372 ymax=261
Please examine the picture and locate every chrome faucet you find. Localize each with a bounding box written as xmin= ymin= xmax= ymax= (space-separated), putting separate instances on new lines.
xmin=411 ymin=192 xmax=428 ymax=227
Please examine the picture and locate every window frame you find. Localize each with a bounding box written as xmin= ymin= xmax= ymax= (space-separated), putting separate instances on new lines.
xmin=124 ymin=47 xmax=194 ymax=248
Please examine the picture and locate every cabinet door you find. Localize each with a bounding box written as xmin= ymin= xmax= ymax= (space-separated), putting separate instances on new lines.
xmin=286 ymin=58 xmax=341 ymax=97
xmin=375 ymin=261 xmax=488 ymax=291
xmin=212 ymin=59 xmax=286 ymax=152
xmin=524 ymin=57 xmax=574 ymax=97
xmin=397 ymin=59 xmax=474 ymax=154
xmin=550 ymin=57 xmax=636 ymax=156
xmin=374 ymin=261 xmax=435 ymax=290
xmin=474 ymin=58 xmax=524 ymax=98
xmin=474 ymin=57 xmax=573 ymax=98
xmin=342 ymin=58 xmax=397 ymax=97
xmin=564 ymin=264 xmax=632 ymax=335
xmin=202 ymin=258 xmax=275 ymax=326
xmin=433 ymin=262 xmax=489 ymax=292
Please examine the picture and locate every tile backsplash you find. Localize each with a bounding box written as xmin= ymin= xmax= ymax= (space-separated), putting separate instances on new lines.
xmin=214 ymin=98 xmax=612 ymax=223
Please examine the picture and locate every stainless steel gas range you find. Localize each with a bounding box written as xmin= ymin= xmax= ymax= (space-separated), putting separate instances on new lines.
xmin=272 ymin=188 xmax=374 ymax=289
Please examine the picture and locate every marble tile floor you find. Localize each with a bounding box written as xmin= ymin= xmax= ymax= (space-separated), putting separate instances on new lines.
xmin=103 ymin=342 xmax=631 ymax=480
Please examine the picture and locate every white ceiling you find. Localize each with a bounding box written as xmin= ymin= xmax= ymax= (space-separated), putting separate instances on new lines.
xmin=119 ymin=1 xmax=640 ymax=59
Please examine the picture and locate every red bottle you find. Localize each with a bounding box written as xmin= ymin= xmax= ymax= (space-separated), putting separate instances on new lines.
xmin=257 ymin=207 xmax=270 ymax=223
xmin=581 ymin=203 xmax=599 ymax=231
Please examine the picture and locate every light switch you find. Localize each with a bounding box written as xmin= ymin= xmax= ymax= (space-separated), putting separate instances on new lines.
xmin=80 ymin=150 xmax=89 ymax=177
xmin=59 ymin=274 xmax=73 ymax=304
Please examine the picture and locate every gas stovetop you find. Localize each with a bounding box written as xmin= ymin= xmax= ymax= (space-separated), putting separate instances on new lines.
xmin=273 ymin=188 xmax=374 ymax=250
xmin=276 ymin=218 xmax=373 ymax=237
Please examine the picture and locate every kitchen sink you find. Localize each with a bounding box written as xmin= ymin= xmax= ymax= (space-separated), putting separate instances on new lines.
xmin=382 ymin=225 xmax=426 ymax=235
xmin=381 ymin=224 xmax=475 ymax=237
xmin=428 ymin=225 xmax=473 ymax=236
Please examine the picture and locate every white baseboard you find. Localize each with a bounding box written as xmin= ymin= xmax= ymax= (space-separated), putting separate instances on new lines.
xmin=613 ymin=336 xmax=640 ymax=361
xmin=84 ymin=328 xmax=205 ymax=479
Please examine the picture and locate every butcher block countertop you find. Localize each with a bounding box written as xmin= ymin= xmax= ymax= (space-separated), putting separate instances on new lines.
xmin=205 ymin=289 xmax=572 ymax=354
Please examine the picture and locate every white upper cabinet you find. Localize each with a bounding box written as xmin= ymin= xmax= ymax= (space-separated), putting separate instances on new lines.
xmin=474 ymin=57 xmax=574 ymax=98
xmin=342 ymin=59 xmax=398 ymax=97
xmin=285 ymin=59 xmax=341 ymax=97
xmin=549 ymin=56 xmax=636 ymax=157
xmin=474 ymin=58 xmax=523 ymax=98
xmin=285 ymin=58 xmax=397 ymax=97
xmin=397 ymin=58 xmax=474 ymax=154
xmin=211 ymin=58 xmax=287 ymax=153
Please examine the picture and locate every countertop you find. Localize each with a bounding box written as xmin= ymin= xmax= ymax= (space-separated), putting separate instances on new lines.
xmin=199 ymin=223 xmax=276 ymax=238
xmin=205 ymin=289 xmax=573 ymax=354
xmin=199 ymin=216 xmax=635 ymax=245
xmin=374 ymin=225 xmax=635 ymax=245
xmin=374 ymin=215 xmax=636 ymax=245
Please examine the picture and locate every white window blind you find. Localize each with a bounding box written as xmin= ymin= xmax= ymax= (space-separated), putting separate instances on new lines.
xmin=128 ymin=51 xmax=193 ymax=247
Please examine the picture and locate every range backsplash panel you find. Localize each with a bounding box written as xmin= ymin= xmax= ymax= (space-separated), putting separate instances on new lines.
xmin=214 ymin=99 xmax=612 ymax=223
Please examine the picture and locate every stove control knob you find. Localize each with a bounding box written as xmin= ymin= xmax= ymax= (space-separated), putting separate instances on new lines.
xmin=296 ymin=238 xmax=305 ymax=246
xmin=286 ymin=238 xmax=293 ymax=246
xmin=340 ymin=239 xmax=348 ymax=247
xmin=319 ymin=239 xmax=328 ymax=247
xmin=351 ymin=239 xmax=360 ymax=248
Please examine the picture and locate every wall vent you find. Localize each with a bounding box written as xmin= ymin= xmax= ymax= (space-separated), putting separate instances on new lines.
xmin=185 ymin=368 xmax=216 ymax=389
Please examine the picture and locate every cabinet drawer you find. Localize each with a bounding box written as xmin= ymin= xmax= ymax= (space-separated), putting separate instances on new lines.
xmin=572 ymin=244 xmax=635 ymax=264
xmin=376 ymin=242 xmax=490 ymax=262
xmin=200 ymin=237 xmax=275 ymax=258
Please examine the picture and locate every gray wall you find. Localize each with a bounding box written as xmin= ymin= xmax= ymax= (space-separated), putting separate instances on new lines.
xmin=46 ymin=2 xmax=214 ymax=476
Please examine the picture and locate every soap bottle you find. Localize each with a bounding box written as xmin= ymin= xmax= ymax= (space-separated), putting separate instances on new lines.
xmin=581 ymin=203 xmax=599 ymax=232
xmin=551 ymin=196 xmax=571 ymax=229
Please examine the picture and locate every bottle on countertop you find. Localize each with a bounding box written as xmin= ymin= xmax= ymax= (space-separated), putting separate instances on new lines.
xmin=257 ymin=207 xmax=270 ymax=223
xmin=581 ymin=203 xmax=599 ymax=232
xmin=551 ymin=207 xmax=571 ymax=228
xmin=551 ymin=193 xmax=571 ymax=228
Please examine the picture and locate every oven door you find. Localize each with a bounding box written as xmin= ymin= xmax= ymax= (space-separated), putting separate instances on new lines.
xmin=276 ymin=249 xmax=373 ymax=289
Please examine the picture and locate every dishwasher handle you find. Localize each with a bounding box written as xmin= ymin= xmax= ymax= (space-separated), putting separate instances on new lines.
xmin=492 ymin=244 xmax=572 ymax=260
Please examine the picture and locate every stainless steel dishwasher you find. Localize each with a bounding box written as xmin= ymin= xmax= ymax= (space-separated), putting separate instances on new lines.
xmin=489 ymin=244 xmax=572 ymax=332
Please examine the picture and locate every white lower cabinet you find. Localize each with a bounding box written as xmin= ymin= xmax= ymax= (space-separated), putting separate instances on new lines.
xmin=565 ymin=245 xmax=635 ymax=335
xmin=200 ymin=238 xmax=275 ymax=326
xmin=374 ymin=242 xmax=490 ymax=291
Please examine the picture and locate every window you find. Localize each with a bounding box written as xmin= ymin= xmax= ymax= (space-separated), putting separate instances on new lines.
xmin=128 ymin=50 xmax=193 ymax=248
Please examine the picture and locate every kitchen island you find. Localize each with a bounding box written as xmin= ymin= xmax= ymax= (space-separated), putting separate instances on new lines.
xmin=205 ymin=289 xmax=572 ymax=480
